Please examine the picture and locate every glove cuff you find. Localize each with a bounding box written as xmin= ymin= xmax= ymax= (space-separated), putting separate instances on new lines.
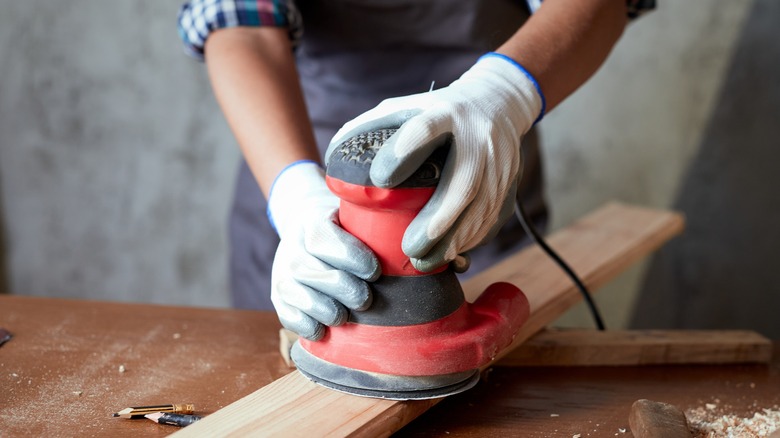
xmin=473 ymin=52 xmax=546 ymax=126
xmin=267 ymin=160 xmax=337 ymax=238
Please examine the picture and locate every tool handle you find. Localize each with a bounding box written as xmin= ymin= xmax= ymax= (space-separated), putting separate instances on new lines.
xmin=327 ymin=177 xmax=442 ymax=276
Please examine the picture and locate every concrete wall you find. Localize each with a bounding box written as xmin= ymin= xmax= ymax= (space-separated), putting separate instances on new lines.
xmin=1 ymin=1 xmax=777 ymax=335
xmin=0 ymin=1 xmax=238 ymax=306
xmin=546 ymin=0 xmax=755 ymax=328
xmin=630 ymin=0 xmax=780 ymax=339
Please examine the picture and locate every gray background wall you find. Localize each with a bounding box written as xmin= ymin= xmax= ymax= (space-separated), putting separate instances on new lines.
xmin=1 ymin=1 xmax=778 ymax=336
xmin=0 ymin=1 xmax=239 ymax=306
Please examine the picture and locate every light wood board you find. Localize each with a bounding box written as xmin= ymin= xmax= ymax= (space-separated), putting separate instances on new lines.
xmin=497 ymin=329 xmax=773 ymax=367
xmin=173 ymin=202 xmax=685 ymax=437
xmin=284 ymin=328 xmax=773 ymax=368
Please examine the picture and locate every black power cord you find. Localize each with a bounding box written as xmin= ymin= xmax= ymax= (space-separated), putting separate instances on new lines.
xmin=513 ymin=200 xmax=606 ymax=331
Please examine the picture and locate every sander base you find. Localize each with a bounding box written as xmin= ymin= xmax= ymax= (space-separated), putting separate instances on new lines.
xmin=291 ymin=342 xmax=480 ymax=400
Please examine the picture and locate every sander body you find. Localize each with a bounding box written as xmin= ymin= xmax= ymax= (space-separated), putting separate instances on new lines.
xmin=291 ymin=129 xmax=530 ymax=399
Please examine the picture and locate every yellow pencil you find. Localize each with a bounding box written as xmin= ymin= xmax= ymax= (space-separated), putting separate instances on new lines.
xmin=112 ymin=403 xmax=195 ymax=419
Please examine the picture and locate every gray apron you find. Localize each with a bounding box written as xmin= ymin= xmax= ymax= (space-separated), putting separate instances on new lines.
xmin=230 ymin=0 xmax=547 ymax=310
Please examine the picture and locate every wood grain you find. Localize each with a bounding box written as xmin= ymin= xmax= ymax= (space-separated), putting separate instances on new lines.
xmin=282 ymin=328 xmax=773 ymax=369
xmin=498 ymin=329 xmax=773 ymax=367
xmin=173 ymin=202 xmax=685 ymax=437
xmin=0 ymin=296 xmax=292 ymax=437
xmin=399 ymin=345 xmax=780 ymax=437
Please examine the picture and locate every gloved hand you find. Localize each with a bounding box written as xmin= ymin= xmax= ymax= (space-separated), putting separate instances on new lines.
xmin=327 ymin=53 xmax=545 ymax=272
xmin=267 ymin=161 xmax=381 ymax=341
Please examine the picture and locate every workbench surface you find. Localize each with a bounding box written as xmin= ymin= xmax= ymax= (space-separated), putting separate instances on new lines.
xmin=1 ymin=295 xmax=778 ymax=437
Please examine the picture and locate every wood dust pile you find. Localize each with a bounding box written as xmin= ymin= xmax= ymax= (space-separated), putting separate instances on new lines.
xmin=687 ymin=405 xmax=780 ymax=438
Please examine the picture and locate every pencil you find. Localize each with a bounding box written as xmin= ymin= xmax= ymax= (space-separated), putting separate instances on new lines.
xmin=111 ymin=403 xmax=195 ymax=419
xmin=145 ymin=412 xmax=203 ymax=427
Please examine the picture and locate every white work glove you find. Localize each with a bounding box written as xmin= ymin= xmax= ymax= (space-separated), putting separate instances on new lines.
xmin=268 ymin=161 xmax=381 ymax=341
xmin=328 ymin=53 xmax=545 ymax=272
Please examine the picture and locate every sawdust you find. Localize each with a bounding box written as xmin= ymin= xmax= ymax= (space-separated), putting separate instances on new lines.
xmin=0 ymin=323 xmax=216 ymax=437
xmin=687 ymin=401 xmax=780 ymax=438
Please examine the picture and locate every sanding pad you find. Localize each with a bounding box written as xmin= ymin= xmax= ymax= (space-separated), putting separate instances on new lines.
xmin=291 ymin=342 xmax=480 ymax=400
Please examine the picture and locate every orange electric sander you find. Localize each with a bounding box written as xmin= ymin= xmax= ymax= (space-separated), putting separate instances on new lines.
xmin=291 ymin=129 xmax=530 ymax=399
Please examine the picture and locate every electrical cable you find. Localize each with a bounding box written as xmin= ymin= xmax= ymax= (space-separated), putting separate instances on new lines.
xmin=513 ymin=199 xmax=606 ymax=331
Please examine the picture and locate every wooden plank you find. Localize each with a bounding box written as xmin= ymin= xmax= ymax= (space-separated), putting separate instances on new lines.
xmin=282 ymin=328 xmax=773 ymax=369
xmin=173 ymin=202 xmax=684 ymax=437
xmin=497 ymin=329 xmax=773 ymax=367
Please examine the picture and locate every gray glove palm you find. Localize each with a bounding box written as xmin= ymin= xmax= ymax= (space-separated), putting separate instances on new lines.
xmin=268 ymin=161 xmax=380 ymax=340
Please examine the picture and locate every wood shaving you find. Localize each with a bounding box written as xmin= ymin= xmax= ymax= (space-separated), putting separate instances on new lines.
xmin=687 ymin=406 xmax=780 ymax=437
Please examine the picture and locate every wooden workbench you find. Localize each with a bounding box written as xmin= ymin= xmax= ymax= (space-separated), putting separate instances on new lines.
xmin=1 ymin=295 xmax=778 ymax=437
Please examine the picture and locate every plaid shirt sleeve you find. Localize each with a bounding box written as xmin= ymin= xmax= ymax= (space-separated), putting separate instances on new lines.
xmin=178 ymin=0 xmax=302 ymax=61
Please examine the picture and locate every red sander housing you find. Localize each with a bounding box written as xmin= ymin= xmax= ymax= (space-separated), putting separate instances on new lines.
xmin=291 ymin=129 xmax=531 ymax=399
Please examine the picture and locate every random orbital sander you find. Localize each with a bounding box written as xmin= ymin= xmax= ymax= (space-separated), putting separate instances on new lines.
xmin=291 ymin=129 xmax=531 ymax=400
